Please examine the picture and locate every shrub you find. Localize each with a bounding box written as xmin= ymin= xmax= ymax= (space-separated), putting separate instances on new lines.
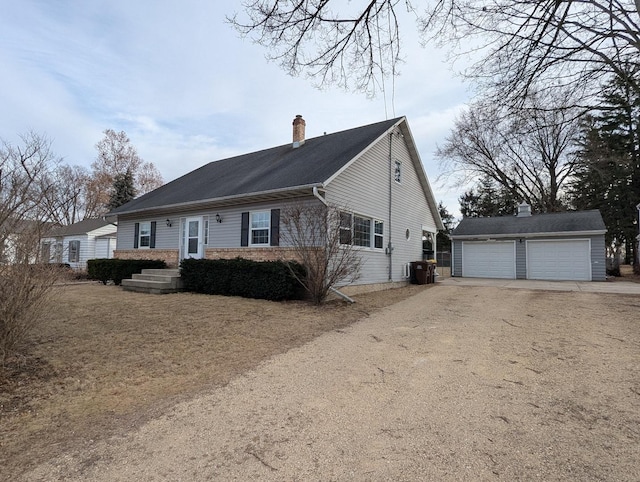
xmin=87 ymin=259 xmax=167 ymax=285
xmin=180 ymin=258 xmax=305 ymax=301
xmin=1 ymin=263 xmax=60 ymax=368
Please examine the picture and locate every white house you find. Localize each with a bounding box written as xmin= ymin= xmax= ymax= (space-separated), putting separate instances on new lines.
xmin=108 ymin=116 xmax=444 ymax=291
xmin=41 ymin=218 xmax=117 ymax=270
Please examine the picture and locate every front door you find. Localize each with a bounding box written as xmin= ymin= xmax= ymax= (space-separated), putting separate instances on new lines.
xmin=183 ymin=217 xmax=204 ymax=259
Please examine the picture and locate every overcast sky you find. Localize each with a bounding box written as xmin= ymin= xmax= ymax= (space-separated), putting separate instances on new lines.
xmin=1 ymin=2 xmax=474 ymax=216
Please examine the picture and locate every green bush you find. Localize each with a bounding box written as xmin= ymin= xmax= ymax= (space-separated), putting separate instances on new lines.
xmin=180 ymin=258 xmax=305 ymax=301
xmin=87 ymin=259 xmax=167 ymax=285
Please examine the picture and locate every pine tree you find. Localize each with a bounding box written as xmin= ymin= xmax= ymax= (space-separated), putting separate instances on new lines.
xmin=107 ymin=169 xmax=136 ymax=210
xmin=571 ymin=69 xmax=640 ymax=266
xmin=459 ymin=176 xmax=519 ymax=217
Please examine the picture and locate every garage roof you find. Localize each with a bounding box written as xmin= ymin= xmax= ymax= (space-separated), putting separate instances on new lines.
xmin=451 ymin=210 xmax=606 ymax=239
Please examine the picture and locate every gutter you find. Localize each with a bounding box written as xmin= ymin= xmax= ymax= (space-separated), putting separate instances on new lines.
xmin=109 ymin=183 xmax=324 ymax=217
xmin=312 ymin=186 xmax=328 ymax=206
xmin=450 ymin=230 xmax=607 ymax=240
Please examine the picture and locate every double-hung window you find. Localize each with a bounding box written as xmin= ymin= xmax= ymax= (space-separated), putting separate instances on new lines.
xmin=68 ymin=240 xmax=80 ymax=262
xmin=250 ymin=211 xmax=270 ymax=245
xmin=353 ymin=215 xmax=371 ymax=247
xmin=339 ymin=211 xmax=384 ymax=250
xmin=139 ymin=221 xmax=151 ymax=248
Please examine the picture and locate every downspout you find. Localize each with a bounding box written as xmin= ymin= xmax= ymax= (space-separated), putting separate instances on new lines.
xmin=314 ymin=185 xmax=355 ymax=303
xmin=312 ymin=186 xmax=328 ymax=206
xmin=387 ymin=132 xmax=393 ymax=281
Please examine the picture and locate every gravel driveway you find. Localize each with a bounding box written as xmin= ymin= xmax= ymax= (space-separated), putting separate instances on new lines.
xmin=25 ymin=285 xmax=640 ymax=481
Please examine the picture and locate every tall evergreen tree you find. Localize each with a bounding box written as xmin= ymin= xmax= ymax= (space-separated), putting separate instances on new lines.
xmin=107 ymin=169 xmax=136 ymax=210
xmin=436 ymin=202 xmax=455 ymax=251
xmin=571 ymin=69 xmax=640 ymax=265
xmin=459 ymin=176 xmax=519 ymax=217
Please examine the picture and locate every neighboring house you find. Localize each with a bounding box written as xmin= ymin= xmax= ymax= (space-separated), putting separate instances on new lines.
xmin=41 ymin=218 xmax=117 ymax=270
xmin=449 ymin=203 xmax=607 ymax=281
xmin=1 ymin=218 xmax=53 ymax=264
xmin=108 ymin=116 xmax=444 ymax=289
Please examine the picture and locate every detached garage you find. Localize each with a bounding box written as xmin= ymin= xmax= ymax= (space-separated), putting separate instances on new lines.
xmin=450 ymin=204 xmax=607 ymax=281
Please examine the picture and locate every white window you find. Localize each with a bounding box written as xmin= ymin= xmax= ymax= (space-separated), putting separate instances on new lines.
xmin=250 ymin=211 xmax=270 ymax=245
xmin=375 ymin=221 xmax=384 ymax=249
xmin=68 ymin=240 xmax=80 ymax=263
xmin=203 ymin=216 xmax=209 ymax=245
xmin=139 ymin=221 xmax=151 ymax=248
xmin=354 ymin=215 xmax=371 ymax=247
xmin=340 ymin=211 xmax=383 ymax=250
xmin=394 ymin=160 xmax=402 ymax=183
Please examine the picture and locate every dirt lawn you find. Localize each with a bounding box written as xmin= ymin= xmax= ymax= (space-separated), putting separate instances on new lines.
xmin=0 ymin=282 xmax=427 ymax=480
xmin=7 ymin=281 xmax=640 ymax=481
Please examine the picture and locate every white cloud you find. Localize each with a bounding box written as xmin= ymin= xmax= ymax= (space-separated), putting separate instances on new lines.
xmin=1 ymin=1 xmax=476 ymax=216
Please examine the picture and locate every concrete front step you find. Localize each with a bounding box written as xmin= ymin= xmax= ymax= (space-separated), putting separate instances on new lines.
xmin=121 ymin=268 xmax=183 ymax=294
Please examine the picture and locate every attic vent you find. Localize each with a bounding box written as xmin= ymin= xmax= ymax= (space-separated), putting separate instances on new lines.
xmin=292 ymin=115 xmax=306 ymax=148
xmin=517 ymin=202 xmax=532 ymax=217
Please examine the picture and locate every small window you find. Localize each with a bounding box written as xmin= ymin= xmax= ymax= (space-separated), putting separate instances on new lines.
xmin=394 ymin=160 xmax=402 ymax=183
xmin=41 ymin=242 xmax=51 ymax=261
xmin=375 ymin=221 xmax=384 ymax=249
xmin=250 ymin=211 xmax=270 ymax=245
xmin=68 ymin=240 xmax=80 ymax=263
xmin=139 ymin=221 xmax=151 ymax=248
xmin=339 ymin=212 xmax=352 ymax=245
xmin=203 ymin=217 xmax=209 ymax=245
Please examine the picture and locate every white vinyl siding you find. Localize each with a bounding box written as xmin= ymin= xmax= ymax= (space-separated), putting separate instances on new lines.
xmin=462 ymin=241 xmax=516 ymax=279
xmin=527 ymin=239 xmax=591 ymax=281
xmin=326 ymin=125 xmax=437 ymax=284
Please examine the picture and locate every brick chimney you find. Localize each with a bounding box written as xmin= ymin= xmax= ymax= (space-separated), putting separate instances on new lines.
xmin=292 ymin=115 xmax=305 ymax=148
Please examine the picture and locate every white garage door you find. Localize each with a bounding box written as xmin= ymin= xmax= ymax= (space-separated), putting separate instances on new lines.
xmin=527 ymin=240 xmax=591 ymax=281
xmin=462 ymin=241 xmax=516 ymax=279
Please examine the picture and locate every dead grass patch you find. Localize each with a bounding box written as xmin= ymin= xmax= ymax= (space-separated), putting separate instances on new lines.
xmin=0 ymin=282 xmax=427 ymax=479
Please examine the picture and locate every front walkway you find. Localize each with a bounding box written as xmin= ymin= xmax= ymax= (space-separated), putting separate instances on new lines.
xmin=439 ymin=276 xmax=640 ymax=295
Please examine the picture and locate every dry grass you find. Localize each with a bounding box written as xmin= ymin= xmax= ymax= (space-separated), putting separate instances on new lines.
xmin=616 ymin=264 xmax=640 ymax=283
xmin=0 ymin=281 xmax=428 ymax=480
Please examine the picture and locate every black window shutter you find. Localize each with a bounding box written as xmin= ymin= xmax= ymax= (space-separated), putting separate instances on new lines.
xmin=241 ymin=212 xmax=249 ymax=246
xmin=150 ymin=221 xmax=156 ymax=248
xmin=134 ymin=223 xmax=139 ymax=249
xmin=270 ymin=209 xmax=280 ymax=246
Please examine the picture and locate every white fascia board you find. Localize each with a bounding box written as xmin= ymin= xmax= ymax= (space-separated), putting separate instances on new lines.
xmin=323 ymin=117 xmax=405 ymax=186
xmin=451 ymin=230 xmax=607 ymax=240
xmin=324 ymin=116 xmax=445 ymax=231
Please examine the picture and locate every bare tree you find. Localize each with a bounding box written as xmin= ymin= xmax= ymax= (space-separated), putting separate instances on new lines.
xmin=40 ymin=164 xmax=94 ymax=225
xmin=0 ymin=132 xmax=61 ymax=368
xmin=230 ymin=1 xmax=640 ymax=104
xmin=92 ymin=129 xmax=163 ymax=213
xmin=438 ymin=91 xmax=581 ymax=212
xmin=280 ymin=202 xmax=361 ymax=304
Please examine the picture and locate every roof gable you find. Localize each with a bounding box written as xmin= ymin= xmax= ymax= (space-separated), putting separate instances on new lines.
xmin=450 ymin=210 xmax=606 ymax=238
xmin=110 ymin=118 xmax=402 ymax=215
xmin=48 ymin=218 xmax=115 ymax=237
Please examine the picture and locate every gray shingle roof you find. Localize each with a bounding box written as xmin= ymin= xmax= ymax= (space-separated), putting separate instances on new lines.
xmin=110 ymin=117 xmax=403 ymax=215
xmin=48 ymin=218 xmax=115 ymax=237
xmin=450 ymin=210 xmax=606 ymax=238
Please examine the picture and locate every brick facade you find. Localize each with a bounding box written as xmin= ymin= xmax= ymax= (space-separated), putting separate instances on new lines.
xmin=115 ymin=249 xmax=180 ymax=268
xmin=205 ymin=247 xmax=302 ymax=263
